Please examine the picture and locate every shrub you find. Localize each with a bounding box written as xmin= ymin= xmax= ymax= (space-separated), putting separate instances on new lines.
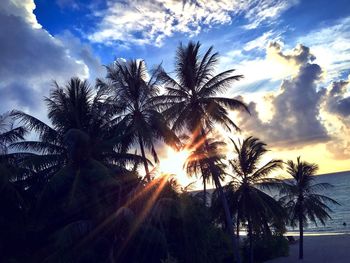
xmin=242 ymin=235 xmax=289 ymax=262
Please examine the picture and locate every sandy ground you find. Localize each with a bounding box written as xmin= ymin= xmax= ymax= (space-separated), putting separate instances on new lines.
xmin=266 ymin=234 xmax=350 ymax=263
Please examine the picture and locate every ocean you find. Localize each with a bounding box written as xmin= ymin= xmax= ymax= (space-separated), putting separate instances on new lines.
xmin=200 ymin=170 xmax=350 ymax=235
xmin=285 ymin=171 xmax=350 ymax=235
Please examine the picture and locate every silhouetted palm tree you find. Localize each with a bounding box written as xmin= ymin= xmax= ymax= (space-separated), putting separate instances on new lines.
xmin=0 ymin=112 xmax=26 ymax=155
xmin=11 ymin=78 xmax=142 ymax=186
xmin=0 ymin=113 xmax=28 ymax=262
xmin=158 ymin=41 xmax=248 ymax=263
xmin=228 ymin=136 xmax=284 ymax=263
xmin=103 ymin=60 xmax=179 ymax=181
xmin=185 ymin=135 xmax=225 ymax=206
xmin=158 ymin=41 xmax=247 ymax=134
xmin=280 ymin=157 xmax=339 ymax=260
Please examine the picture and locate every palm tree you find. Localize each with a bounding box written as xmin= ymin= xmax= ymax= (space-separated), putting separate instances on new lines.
xmin=11 ymin=78 xmax=142 ymax=186
xmin=102 ymin=60 xmax=179 ymax=181
xmin=0 ymin=113 xmax=28 ymax=262
xmin=228 ymin=136 xmax=284 ymax=263
xmin=0 ymin=112 xmax=26 ymax=155
xmin=280 ymin=157 xmax=339 ymax=260
xmin=185 ymin=134 xmax=224 ymax=206
xmin=158 ymin=41 xmax=248 ymax=263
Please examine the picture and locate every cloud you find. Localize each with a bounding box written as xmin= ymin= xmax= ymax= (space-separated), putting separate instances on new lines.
xmin=243 ymin=0 xmax=299 ymax=29
xmin=297 ymin=16 xmax=350 ymax=80
xmin=0 ymin=0 xmax=100 ymax=119
xmin=237 ymin=42 xmax=330 ymax=148
xmin=321 ymin=78 xmax=350 ymax=159
xmin=56 ymin=0 xmax=80 ymax=10
xmin=323 ymin=80 xmax=350 ymax=120
xmin=88 ymin=0 xmax=298 ymax=47
xmin=222 ymin=41 xmax=305 ymax=93
xmin=1 ymin=0 xmax=40 ymax=28
xmin=57 ymin=30 xmax=105 ymax=80
xmin=243 ymin=31 xmax=276 ymax=51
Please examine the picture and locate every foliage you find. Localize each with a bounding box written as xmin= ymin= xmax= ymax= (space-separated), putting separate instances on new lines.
xmin=0 ymin=42 xmax=339 ymax=263
xmin=101 ymin=59 xmax=179 ymax=180
xmin=279 ymin=157 xmax=339 ymax=259
xmin=228 ymin=136 xmax=285 ymax=235
xmin=241 ymin=235 xmax=289 ymax=263
xmin=280 ymin=157 xmax=339 ymax=227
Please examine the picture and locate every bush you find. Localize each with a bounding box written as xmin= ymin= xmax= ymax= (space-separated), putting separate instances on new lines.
xmin=242 ymin=235 xmax=289 ymax=262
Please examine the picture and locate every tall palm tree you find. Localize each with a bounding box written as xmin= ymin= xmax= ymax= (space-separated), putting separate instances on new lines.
xmin=11 ymin=78 xmax=142 ymax=186
xmin=228 ymin=136 xmax=284 ymax=263
xmin=102 ymin=59 xmax=179 ymax=181
xmin=280 ymin=157 xmax=339 ymax=260
xmin=157 ymin=41 xmax=248 ymax=263
xmin=157 ymin=41 xmax=247 ymax=134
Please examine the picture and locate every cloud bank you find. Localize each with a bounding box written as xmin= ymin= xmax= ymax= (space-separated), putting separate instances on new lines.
xmin=0 ymin=0 xmax=100 ymax=118
xmin=89 ymin=0 xmax=298 ymax=47
xmin=236 ymin=43 xmax=331 ymax=147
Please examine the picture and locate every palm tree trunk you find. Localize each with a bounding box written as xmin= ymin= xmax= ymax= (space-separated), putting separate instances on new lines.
xmin=236 ymin=215 xmax=240 ymax=240
xmin=299 ymin=211 xmax=304 ymax=260
xmin=248 ymin=218 xmax=253 ymax=263
xmin=213 ymin=174 xmax=241 ymax=263
xmin=200 ymin=127 xmax=241 ymax=263
xmin=203 ymin=175 xmax=207 ymax=206
xmin=138 ymin=134 xmax=150 ymax=181
xmin=200 ymin=164 xmax=207 ymax=206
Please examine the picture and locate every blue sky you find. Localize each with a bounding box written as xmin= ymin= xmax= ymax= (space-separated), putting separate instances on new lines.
xmin=1 ymin=0 xmax=350 ymax=175
xmin=34 ymin=0 xmax=350 ymax=67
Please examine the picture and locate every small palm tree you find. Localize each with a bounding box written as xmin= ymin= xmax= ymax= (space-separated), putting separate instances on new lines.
xmin=185 ymin=135 xmax=224 ymax=206
xmin=0 ymin=112 xmax=26 ymax=155
xmin=103 ymin=60 xmax=179 ymax=181
xmin=280 ymin=157 xmax=339 ymax=260
xmin=158 ymin=41 xmax=248 ymax=263
xmin=228 ymin=136 xmax=284 ymax=263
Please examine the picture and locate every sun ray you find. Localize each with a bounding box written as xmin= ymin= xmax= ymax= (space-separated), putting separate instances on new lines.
xmin=158 ymin=147 xmax=196 ymax=187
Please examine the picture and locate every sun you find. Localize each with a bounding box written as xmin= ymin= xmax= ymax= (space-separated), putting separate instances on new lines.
xmin=158 ymin=147 xmax=194 ymax=187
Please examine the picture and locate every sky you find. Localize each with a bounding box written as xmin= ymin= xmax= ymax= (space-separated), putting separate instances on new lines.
xmin=1 ymin=0 xmax=350 ymax=179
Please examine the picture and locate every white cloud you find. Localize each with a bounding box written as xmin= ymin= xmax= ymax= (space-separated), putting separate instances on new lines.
xmin=236 ymin=43 xmax=330 ymax=148
xmin=0 ymin=0 xmax=100 ymax=121
xmin=243 ymin=31 xmax=276 ymax=51
xmin=243 ymin=0 xmax=299 ymax=29
xmin=297 ymin=16 xmax=350 ymax=81
xmin=222 ymin=41 xmax=303 ymax=92
xmin=89 ymin=0 xmax=298 ymax=47
xmin=2 ymin=0 xmax=40 ymax=28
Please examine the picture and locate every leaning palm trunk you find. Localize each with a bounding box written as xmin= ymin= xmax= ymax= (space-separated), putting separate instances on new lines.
xmin=201 ymin=129 xmax=241 ymax=263
xmin=213 ymin=173 xmax=241 ymax=263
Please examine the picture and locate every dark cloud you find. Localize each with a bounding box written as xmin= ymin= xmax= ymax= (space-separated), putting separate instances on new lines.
xmin=0 ymin=0 xmax=100 ymax=119
xmin=323 ymin=80 xmax=350 ymax=119
xmin=0 ymin=14 xmax=87 ymax=81
xmin=0 ymin=82 xmax=38 ymax=112
xmin=321 ymin=79 xmax=350 ymax=159
xmin=268 ymin=42 xmax=316 ymax=65
xmin=237 ymin=43 xmax=330 ymax=148
xmin=326 ymin=136 xmax=350 ymax=160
